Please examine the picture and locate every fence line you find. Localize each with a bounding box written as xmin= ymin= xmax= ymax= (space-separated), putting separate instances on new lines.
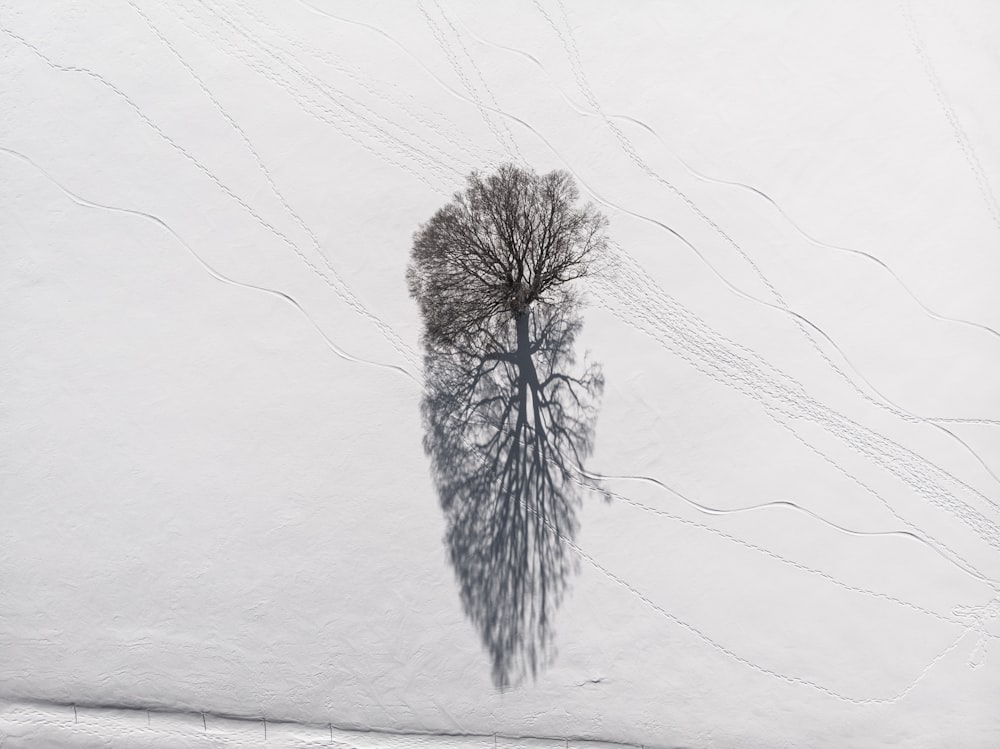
xmin=0 ymin=698 xmax=665 ymax=749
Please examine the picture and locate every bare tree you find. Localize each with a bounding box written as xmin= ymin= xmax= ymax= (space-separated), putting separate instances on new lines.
xmin=410 ymin=163 xmax=607 ymax=688
xmin=407 ymin=164 xmax=608 ymax=351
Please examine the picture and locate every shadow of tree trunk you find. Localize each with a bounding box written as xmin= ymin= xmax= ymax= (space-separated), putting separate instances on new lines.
xmin=420 ymin=304 xmax=603 ymax=689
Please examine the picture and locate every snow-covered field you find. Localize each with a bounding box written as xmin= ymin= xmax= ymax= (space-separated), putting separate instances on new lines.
xmin=2 ymin=1 xmax=999 ymax=746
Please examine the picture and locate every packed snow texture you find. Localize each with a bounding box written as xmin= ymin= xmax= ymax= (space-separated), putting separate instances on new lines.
xmin=2 ymin=1 xmax=999 ymax=747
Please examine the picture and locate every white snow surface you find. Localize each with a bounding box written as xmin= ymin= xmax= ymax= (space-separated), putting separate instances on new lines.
xmin=2 ymin=1 xmax=1000 ymax=747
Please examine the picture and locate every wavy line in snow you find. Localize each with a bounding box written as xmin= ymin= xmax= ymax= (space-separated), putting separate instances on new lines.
xmin=528 ymin=0 xmax=1000 ymax=491
xmin=589 ymin=248 xmax=1000 ymax=581
xmin=582 ymin=464 xmax=1000 ymax=590
xmin=900 ymin=0 xmax=1000 ymax=234
xmin=583 ymin=476 xmax=1000 ymax=639
xmin=531 ymin=0 xmax=1000 ymax=503
xmin=0 ymin=145 xmax=418 ymax=384
xmin=455 ymin=13 xmax=1000 ymax=365
xmin=128 ymin=0 xmax=423 ymax=371
xmin=1 ymin=22 xmax=424 ymax=372
xmin=536 ymin=489 xmax=975 ymax=705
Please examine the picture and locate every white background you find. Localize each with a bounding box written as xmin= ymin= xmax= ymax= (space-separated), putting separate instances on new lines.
xmin=2 ymin=1 xmax=999 ymax=746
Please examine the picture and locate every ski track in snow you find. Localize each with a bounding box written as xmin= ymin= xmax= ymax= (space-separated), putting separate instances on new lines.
xmin=899 ymin=0 xmax=1000 ymax=235
xmin=227 ymin=0 xmax=503 ymax=171
xmin=416 ymin=0 xmax=523 ymax=165
xmin=454 ymin=7 xmax=1000 ymax=362
xmin=0 ymin=145 xmax=418 ymax=385
xmin=128 ymin=0 xmax=424 ymax=371
xmin=530 ymin=0 xmax=1000 ymax=480
xmin=177 ymin=1 xmax=458 ymax=192
xmin=0 ymin=22 xmax=426 ymax=373
xmin=587 ymin=248 xmax=1000 ymax=590
xmin=2 ymin=0 xmax=999 ymax=734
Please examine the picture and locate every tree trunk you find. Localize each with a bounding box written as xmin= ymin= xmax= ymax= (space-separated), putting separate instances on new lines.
xmin=515 ymin=310 xmax=531 ymax=358
xmin=514 ymin=310 xmax=542 ymax=434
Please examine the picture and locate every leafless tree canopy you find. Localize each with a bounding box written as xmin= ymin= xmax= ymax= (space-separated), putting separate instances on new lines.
xmin=408 ymin=164 xmax=608 ymax=349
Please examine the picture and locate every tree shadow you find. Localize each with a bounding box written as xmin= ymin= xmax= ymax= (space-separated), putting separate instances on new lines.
xmin=420 ymin=305 xmax=603 ymax=690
